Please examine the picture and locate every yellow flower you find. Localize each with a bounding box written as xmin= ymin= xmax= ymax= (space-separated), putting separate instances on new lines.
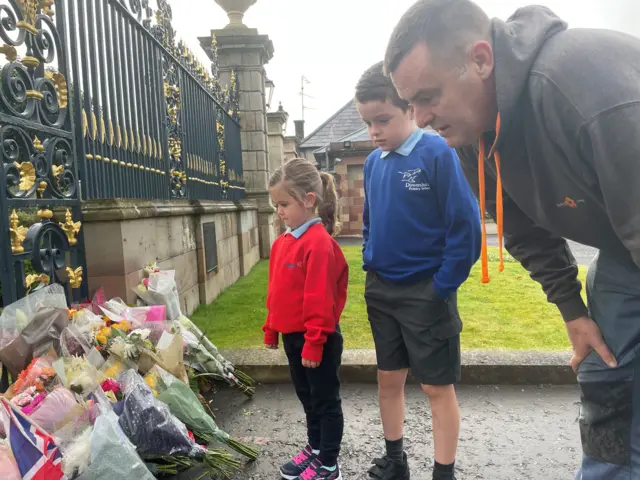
xmin=98 ymin=326 xmax=112 ymax=340
xmin=96 ymin=334 xmax=108 ymax=345
xmin=112 ymin=320 xmax=132 ymax=333
xmin=104 ymin=361 xmax=124 ymax=379
xmin=144 ymin=374 xmax=157 ymax=390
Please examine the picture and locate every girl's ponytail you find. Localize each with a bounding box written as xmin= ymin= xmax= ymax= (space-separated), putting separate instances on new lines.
xmin=319 ymin=171 xmax=341 ymax=237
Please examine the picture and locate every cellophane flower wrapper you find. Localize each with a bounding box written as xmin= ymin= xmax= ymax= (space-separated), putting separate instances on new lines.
xmin=134 ymin=270 xmax=182 ymax=321
xmin=177 ymin=316 xmax=235 ymax=372
xmin=71 ymin=308 xmax=104 ymax=343
xmin=151 ymin=366 xmax=229 ymax=443
xmin=75 ymin=410 xmax=155 ymax=480
xmin=0 ymin=283 xmax=67 ymax=350
xmin=60 ymin=324 xmax=93 ymax=357
xmin=178 ymin=325 xmax=225 ymax=376
xmin=60 ymin=426 xmax=92 ymax=478
xmin=117 ymin=369 xmax=203 ymax=458
xmin=27 ymin=387 xmax=79 ymax=433
xmin=12 ymin=354 xmax=57 ymax=395
xmin=100 ymin=354 xmax=137 ymax=381
xmin=0 ymin=439 xmax=23 ymax=480
xmin=55 ymin=356 xmax=101 ymax=397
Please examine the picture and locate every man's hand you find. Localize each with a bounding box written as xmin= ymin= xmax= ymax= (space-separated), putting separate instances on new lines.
xmin=302 ymin=358 xmax=320 ymax=368
xmin=566 ymin=316 xmax=617 ymax=373
xmin=265 ymin=344 xmax=278 ymax=350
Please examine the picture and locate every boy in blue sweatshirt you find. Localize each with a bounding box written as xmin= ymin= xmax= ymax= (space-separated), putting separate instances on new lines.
xmin=356 ymin=62 xmax=481 ymax=480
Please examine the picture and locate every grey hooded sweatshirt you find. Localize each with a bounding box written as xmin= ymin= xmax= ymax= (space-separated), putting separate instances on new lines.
xmin=456 ymin=6 xmax=640 ymax=321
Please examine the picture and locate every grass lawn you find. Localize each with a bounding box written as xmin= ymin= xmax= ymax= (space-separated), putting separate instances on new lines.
xmin=191 ymin=246 xmax=584 ymax=351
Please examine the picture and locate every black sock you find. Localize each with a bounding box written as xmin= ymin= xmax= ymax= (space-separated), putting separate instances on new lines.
xmin=433 ymin=461 xmax=455 ymax=478
xmin=385 ymin=437 xmax=404 ymax=463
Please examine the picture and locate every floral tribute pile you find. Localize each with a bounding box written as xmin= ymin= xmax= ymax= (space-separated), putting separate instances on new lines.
xmin=0 ymin=263 xmax=257 ymax=479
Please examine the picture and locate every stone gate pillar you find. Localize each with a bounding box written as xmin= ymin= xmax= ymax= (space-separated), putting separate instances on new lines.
xmin=200 ymin=5 xmax=277 ymax=258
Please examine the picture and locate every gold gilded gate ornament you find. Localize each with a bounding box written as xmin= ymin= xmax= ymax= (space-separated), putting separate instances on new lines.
xmin=60 ymin=209 xmax=81 ymax=246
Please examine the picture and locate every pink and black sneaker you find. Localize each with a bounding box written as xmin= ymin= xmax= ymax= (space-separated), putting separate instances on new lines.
xmin=280 ymin=445 xmax=317 ymax=479
xmin=298 ymin=459 xmax=342 ymax=480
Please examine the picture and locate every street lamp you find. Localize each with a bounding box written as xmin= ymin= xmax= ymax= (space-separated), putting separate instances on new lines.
xmin=265 ymin=77 xmax=275 ymax=111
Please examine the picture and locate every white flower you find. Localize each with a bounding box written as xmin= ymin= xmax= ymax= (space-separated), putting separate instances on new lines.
xmin=129 ymin=328 xmax=151 ymax=341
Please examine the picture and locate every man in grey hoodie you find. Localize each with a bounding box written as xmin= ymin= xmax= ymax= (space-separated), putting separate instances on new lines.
xmin=384 ymin=0 xmax=640 ymax=479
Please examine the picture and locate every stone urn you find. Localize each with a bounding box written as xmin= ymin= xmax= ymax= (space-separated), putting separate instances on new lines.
xmin=214 ymin=0 xmax=257 ymax=28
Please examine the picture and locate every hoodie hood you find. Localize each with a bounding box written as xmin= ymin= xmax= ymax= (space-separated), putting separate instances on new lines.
xmin=491 ymin=6 xmax=567 ymax=134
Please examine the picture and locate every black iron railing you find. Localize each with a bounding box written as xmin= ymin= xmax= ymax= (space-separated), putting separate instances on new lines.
xmin=0 ymin=0 xmax=245 ymax=307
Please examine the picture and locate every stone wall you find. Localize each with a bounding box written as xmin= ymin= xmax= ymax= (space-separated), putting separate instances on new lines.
xmin=82 ymin=199 xmax=260 ymax=315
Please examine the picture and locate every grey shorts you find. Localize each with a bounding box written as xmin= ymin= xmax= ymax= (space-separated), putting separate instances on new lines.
xmin=364 ymin=271 xmax=462 ymax=385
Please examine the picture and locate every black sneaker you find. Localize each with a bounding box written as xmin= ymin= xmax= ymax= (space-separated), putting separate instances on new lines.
xmin=368 ymin=452 xmax=410 ymax=479
xmin=281 ymin=445 xmax=317 ymax=479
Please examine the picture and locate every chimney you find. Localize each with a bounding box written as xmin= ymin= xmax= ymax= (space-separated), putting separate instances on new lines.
xmin=294 ymin=120 xmax=305 ymax=141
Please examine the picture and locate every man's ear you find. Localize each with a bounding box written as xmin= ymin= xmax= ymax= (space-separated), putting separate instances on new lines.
xmin=468 ymin=40 xmax=494 ymax=80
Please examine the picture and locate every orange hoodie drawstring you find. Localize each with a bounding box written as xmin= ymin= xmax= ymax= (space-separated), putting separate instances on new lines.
xmin=478 ymin=114 xmax=504 ymax=284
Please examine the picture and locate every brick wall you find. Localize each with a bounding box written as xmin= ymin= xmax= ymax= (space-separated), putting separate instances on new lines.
xmin=335 ymin=156 xmax=367 ymax=236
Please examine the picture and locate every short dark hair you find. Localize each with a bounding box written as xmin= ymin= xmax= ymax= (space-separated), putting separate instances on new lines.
xmin=384 ymin=0 xmax=491 ymax=75
xmin=355 ymin=61 xmax=409 ymax=111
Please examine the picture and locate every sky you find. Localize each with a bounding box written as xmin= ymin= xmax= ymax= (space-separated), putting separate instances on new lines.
xmin=172 ymin=0 xmax=640 ymax=137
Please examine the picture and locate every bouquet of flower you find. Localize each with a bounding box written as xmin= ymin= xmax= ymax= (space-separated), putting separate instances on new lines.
xmin=10 ymin=354 xmax=57 ymax=396
xmin=54 ymin=355 xmax=100 ymax=396
xmin=65 ymin=409 xmax=156 ymax=480
xmin=148 ymin=366 xmax=258 ymax=460
xmin=133 ymin=270 xmax=182 ymax=321
xmin=60 ymin=324 xmax=94 ymax=357
xmin=117 ymin=369 xmax=241 ymax=477
xmin=24 ymin=387 xmax=79 ymax=436
xmin=108 ymin=328 xmax=153 ymax=361
xmin=176 ymin=315 xmax=255 ymax=396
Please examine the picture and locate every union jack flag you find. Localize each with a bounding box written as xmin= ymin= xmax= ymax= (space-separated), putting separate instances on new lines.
xmin=1 ymin=397 xmax=64 ymax=480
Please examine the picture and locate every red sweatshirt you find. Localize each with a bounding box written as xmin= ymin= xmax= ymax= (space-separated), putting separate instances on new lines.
xmin=263 ymin=223 xmax=349 ymax=363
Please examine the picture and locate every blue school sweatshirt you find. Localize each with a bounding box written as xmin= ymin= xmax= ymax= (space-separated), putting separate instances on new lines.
xmin=362 ymin=129 xmax=481 ymax=298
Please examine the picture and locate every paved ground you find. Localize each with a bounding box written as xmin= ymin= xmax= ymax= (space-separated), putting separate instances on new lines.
xmin=214 ymin=383 xmax=582 ymax=480
xmin=340 ymin=235 xmax=598 ymax=266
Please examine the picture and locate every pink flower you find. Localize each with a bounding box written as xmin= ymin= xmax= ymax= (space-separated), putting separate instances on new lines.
xmin=21 ymin=392 xmax=47 ymax=415
xmin=100 ymin=379 xmax=121 ymax=396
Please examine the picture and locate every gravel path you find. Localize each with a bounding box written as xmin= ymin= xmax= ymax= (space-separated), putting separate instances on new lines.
xmin=214 ymin=383 xmax=582 ymax=480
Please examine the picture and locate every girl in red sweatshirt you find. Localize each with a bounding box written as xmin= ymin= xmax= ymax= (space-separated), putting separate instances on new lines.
xmin=263 ymin=158 xmax=348 ymax=480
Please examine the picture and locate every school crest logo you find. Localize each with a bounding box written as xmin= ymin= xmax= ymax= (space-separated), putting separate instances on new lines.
xmin=399 ymin=168 xmax=430 ymax=191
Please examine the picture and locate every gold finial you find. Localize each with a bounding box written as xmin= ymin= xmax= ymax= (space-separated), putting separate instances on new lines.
xmin=109 ymin=119 xmax=115 ymax=146
xmin=116 ymin=124 xmax=122 ymax=148
xmin=22 ymin=56 xmax=41 ymax=69
xmin=37 ymin=208 xmax=53 ymax=220
xmin=13 ymin=162 xmax=35 ymax=191
xmin=52 ymin=164 xmax=64 ymax=179
xmin=137 ymin=131 xmax=142 ymax=153
xmin=0 ymin=44 xmax=17 ymax=62
xmin=9 ymin=210 xmax=27 ymax=253
xmin=130 ymin=127 xmax=135 ymax=152
xmin=123 ymin=127 xmax=128 ymax=150
xmin=39 ymin=0 xmax=55 ymax=18
xmin=44 ymin=71 xmax=68 ymax=108
xmin=59 ymin=208 xmax=81 ymax=246
xmin=37 ymin=180 xmax=47 ymax=198
xmin=91 ymin=111 xmax=97 ymax=140
xmin=100 ymin=115 xmax=106 ymax=144
xmin=66 ymin=266 xmax=83 ymax=289
xmin=16 ymin=0 xmax=38 ymax=34
xmin=33 ymin=136 xmax=44 ymax=152
xmin=25 ymin=273 xmax=50 ymax=293
xmin=82 ymin=109 xmax=88 ymax=137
